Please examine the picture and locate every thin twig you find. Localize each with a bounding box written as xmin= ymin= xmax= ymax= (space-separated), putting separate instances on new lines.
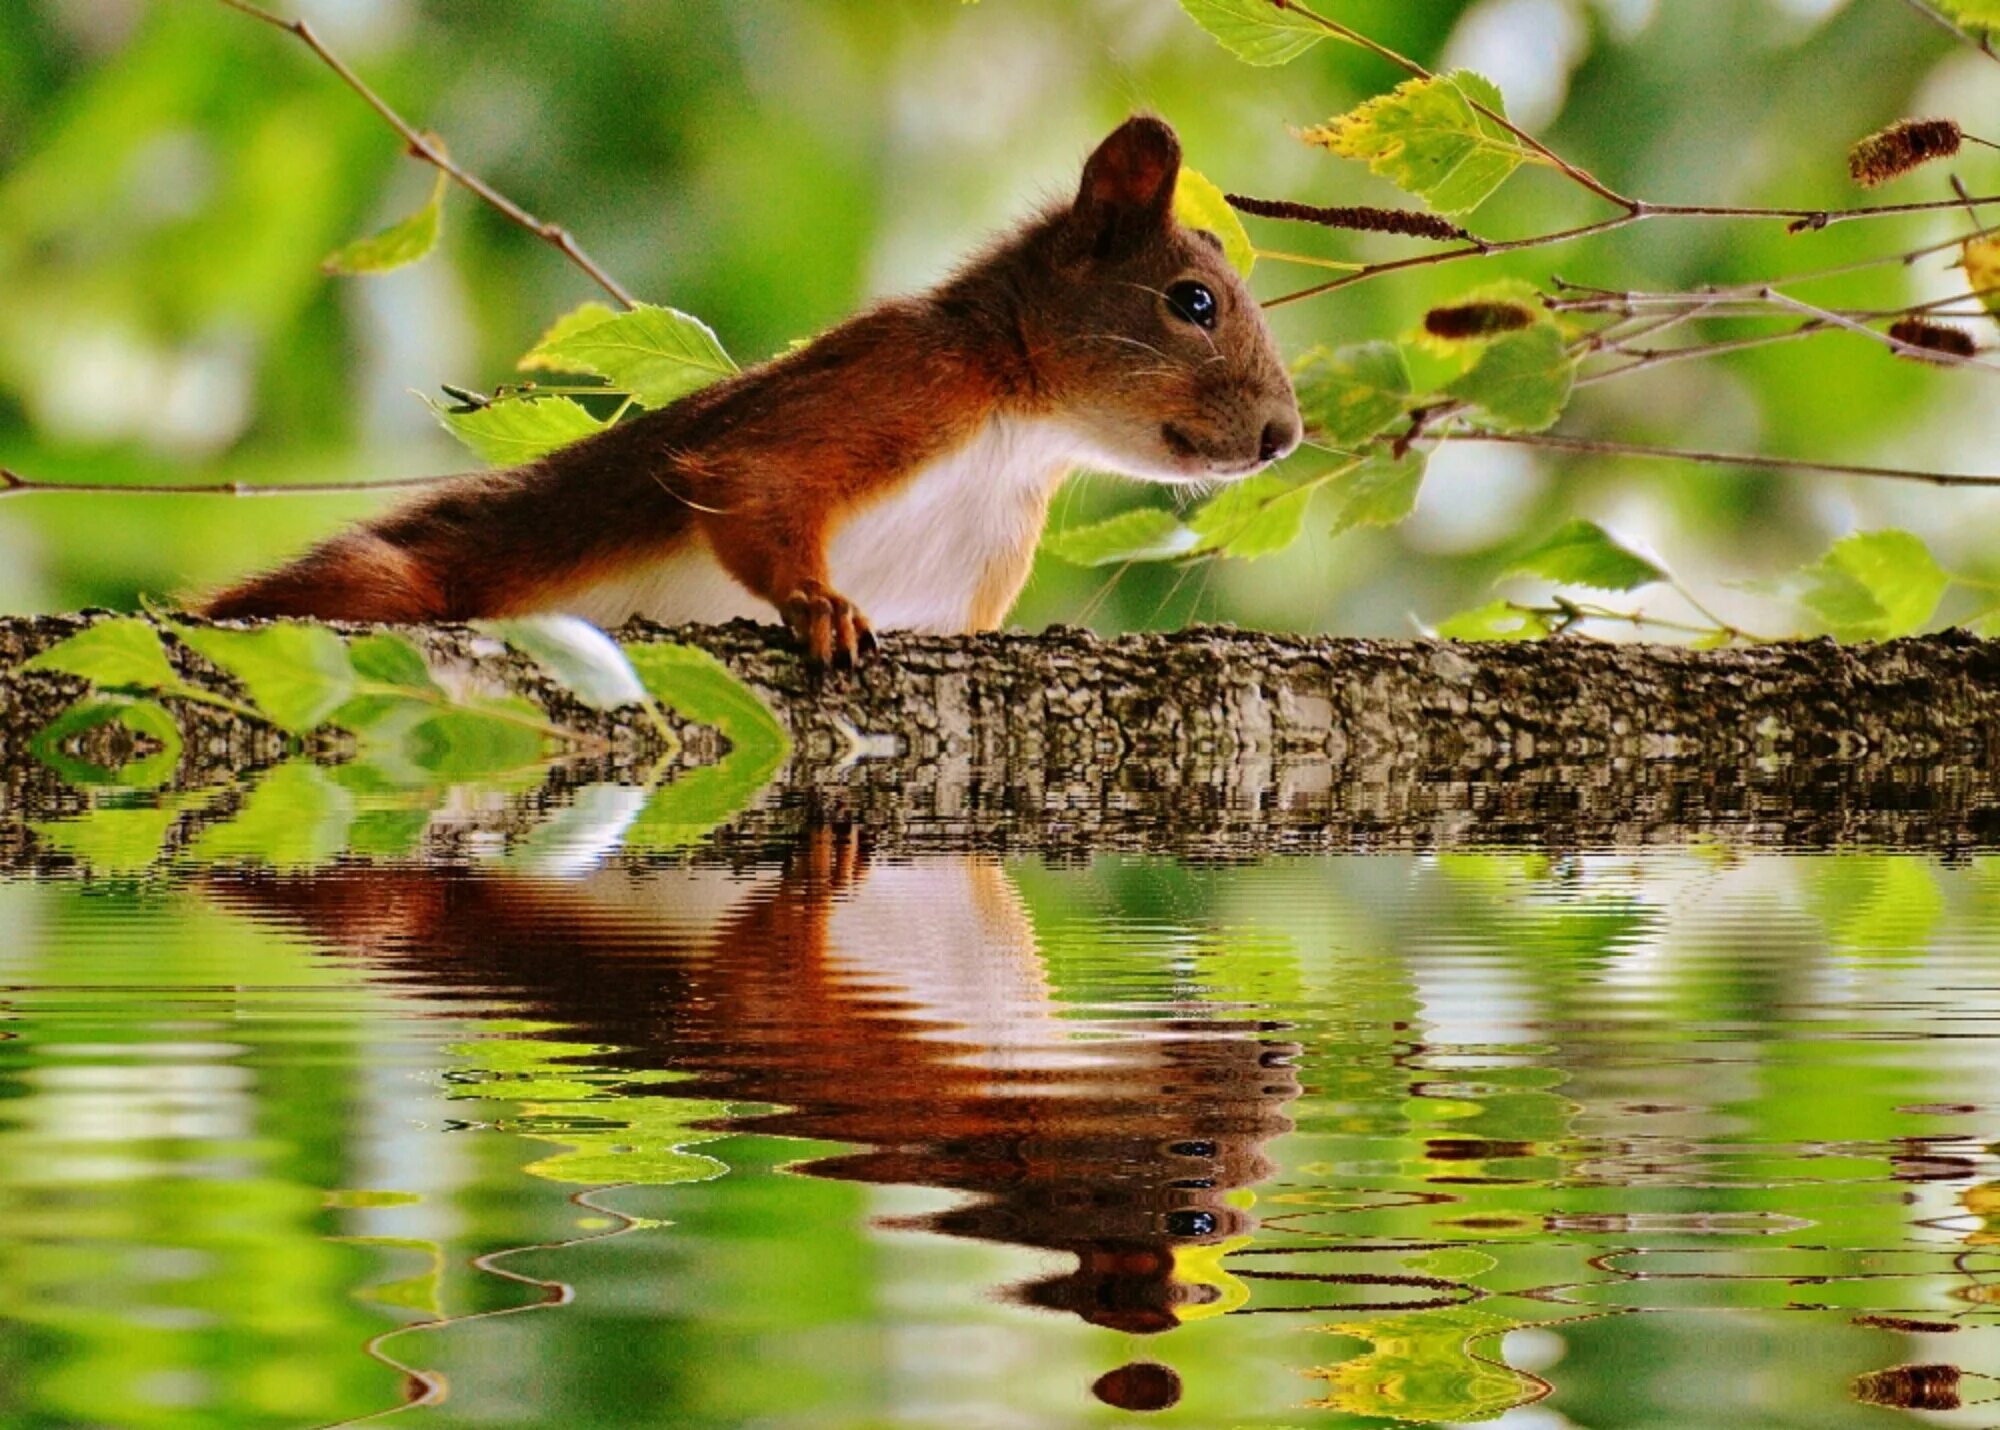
xmin=1461 ymin=430 xmax=2000 ymax=488
xmin=0 ymin=468 xmax=452 ymax=499
xmin=216 ymin=0 xmax=636 ymax=309
xmin=1896 ymin=0 xmax=2000 ymax=65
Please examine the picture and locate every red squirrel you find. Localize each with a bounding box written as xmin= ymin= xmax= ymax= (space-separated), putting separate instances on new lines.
xmin=202 ymin=117 xmax=1302 ymax=665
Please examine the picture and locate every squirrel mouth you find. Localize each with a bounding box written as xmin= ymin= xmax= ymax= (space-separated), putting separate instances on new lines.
xmin=1162 ymin=422 xmax=1264 ymax=477
xmin=1160 ymin=423 xmax=1201 ymax=461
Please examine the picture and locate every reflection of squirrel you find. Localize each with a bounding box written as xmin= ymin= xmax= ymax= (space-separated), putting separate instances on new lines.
xmin=202 ymin=118 xmax=1301 ymax=664
xmin=208 ymin=828 xmax=1298 ymax=1346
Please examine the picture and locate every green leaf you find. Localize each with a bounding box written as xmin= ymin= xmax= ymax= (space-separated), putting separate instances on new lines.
xmin=1936 ymin=0 xmax=1999 ymax=29
xmin=1435 ymin=600 xmax=1554 ymax=642
xmin=523 ymin=301 xmax=737 ymax=407
xmin=1411 ymin=277 xmax=1553 ymax=359
xmin=1174 ymin=167 xmax=1255 ymax=277
xmin=623 ymin=745 xmax=789 ymax=852
xmin=1176 ymin=0 xmax=1327 ymax=65
xmin=185 ymin=762 xmax=356 ymax=870
xmin=479 ymin=615 xmax=649 ymax=712
xmin=173 ymin=621 xmax=356 ymax=734
xmin=23 ymin=617 xmax=179 ymax=692
xmin=517 ymin=301 xmax=623 ymax=371
xmin=1793 ymin=529 xmax=1950 ymax=640
xmin=1961 ymin=233 xmax=2000 ymax=324
xmin=322 ymin=170 xmax=446 ymax=276
xmin=1293 ymin=342 xmax=1413 ymax=447
xmin=1190 ymin=473 xmax=1316 ymax=558
xmin=1445 ymin=323 xmax=1575 ymax=432
xmin=1506 ymin=519 xmax=1665 ymax=592
xmin=1044 ymin=507 xmax=1200 ymax=566
xmin=346 ymin=632 xmax=441 ymax=694
xmin=1298 ymin=71 xmax=1526 ymax=215
xmin=1328 ymin=450 xmax=1428 ymax=535
xmin=29 ymin=696 xmax=184 ymax=790
xmin=427 ymin=394 xmax=608 ymax=465
xmin=624 ymin=643 xmax=789 ymax=761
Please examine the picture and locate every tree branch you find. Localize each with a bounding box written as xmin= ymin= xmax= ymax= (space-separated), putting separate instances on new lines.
xmin=0 ymin=468 xmax=452 ymax=499
xmin=1459 ymin=430 xmax=2000 ymax=487
xmin=1896 ymin=0 xmax=2000 ymax=66
xmin=216 ymin=0 xmax=636 ymax=309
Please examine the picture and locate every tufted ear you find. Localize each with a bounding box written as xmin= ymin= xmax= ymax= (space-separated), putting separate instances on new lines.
xmin=1071 ymin=116 xmax=1182 ymax=259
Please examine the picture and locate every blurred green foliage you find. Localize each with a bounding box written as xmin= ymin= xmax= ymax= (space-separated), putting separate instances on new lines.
xmin=1 ymin=0 xmax=1995 ymax=637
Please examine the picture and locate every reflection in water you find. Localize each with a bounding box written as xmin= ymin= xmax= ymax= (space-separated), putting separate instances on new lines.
xmin=208 ymin=831 xmax=1298 ymax=1366
xmin=10 ymin=847 xmax=2000 ymax=1425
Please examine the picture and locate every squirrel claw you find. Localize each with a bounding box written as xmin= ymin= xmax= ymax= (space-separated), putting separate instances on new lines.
xmin=782 ymin=581 xmax=875 ymax=671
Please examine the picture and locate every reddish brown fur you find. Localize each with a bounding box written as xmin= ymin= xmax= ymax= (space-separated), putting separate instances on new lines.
xmin=202 ymin=117 xmax=1299 ymax=659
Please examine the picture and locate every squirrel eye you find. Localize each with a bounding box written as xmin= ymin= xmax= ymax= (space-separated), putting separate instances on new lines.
xmin=1165 ymin=280 xmax=1218 ymax=330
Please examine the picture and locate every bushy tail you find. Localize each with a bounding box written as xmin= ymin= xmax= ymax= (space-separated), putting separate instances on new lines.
xmin=201 ymin=531 xmax=449 ymax=623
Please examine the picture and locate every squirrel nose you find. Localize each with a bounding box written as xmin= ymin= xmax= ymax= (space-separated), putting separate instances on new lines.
xmin=1258 ymin=415 xmax=1301 ymax=464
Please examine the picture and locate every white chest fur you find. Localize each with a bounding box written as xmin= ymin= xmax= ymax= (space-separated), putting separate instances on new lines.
xmin=556 ymin=416 xmax=1081 ymax=633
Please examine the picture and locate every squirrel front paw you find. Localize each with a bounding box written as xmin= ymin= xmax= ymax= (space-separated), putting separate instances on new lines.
xmin=781 ymin=579 xmax=878 ymax=670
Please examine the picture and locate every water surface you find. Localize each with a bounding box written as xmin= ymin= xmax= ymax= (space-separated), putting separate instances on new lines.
xmin=5 ymin=835 xmax=2000 ymax=1427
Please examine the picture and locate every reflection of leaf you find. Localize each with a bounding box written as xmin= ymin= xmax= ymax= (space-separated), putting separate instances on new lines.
xmin=479 ymin=615 xmax=649 ymax=712
xmin=174 ymin=622 xmax=355 ymax=734
xmin=523 ymin=302 xmax=737 ymax=407
xmin=1044 ymin=507 xmax=1199 ymax=566
xmin=427 ymin=394 xmax=608 ymax=465
xmin=1446 ymin=324 xmax=1575 ymax=432
xmin=1176 ymin=0 xmax=1327 ymax=65
xmin=29 ymin=696 xmax=183 ymax=789
xmin=185 ymin=763 xmax=355 ymax=870
xmin=624 ymin=643 xmax=788 ymax=759
xmin=32 ymin=784 xmax=224 ymax=875
xmin=1811 ymin=856 xmax=1946 ymax=958
xmin=623 ymin=746 xmax=787 ymax=852
xmin=331 ymin=1236 xmax=444 ymax=1316
xmin=1310 ymin=1307 xmax=1540 ymax=1423
xmin=322 ymin=170 xmax=446 ymax=275
xmin=1299 ymin=72 xmax=1525 ymax=215
xmin=1174 ymin=167 xmax=1255 ymax=276
xmin=22 ymin=617 xmax=180 ymax=691
xmin=1506 ymin=519 xmax=1665 ymax=593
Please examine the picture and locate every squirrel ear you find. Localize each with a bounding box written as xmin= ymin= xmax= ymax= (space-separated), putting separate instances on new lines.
xmin=1071 ymin=116 xmax=1182 ymax=258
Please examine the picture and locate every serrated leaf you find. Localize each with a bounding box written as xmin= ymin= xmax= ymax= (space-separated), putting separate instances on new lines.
xmin=1293 ymin=342 xmax=1413 ymax=447
xmin=23 ymin=617 xmax=180 ymax=692
xmin=173 ymin=622 xmax=356 ymax=735
xmin=623 ymin=644 xmax=788 ymax=762
xmin=1329 ymin=450 xmax=1428 ymax=535
xmin=517 ymin=302 xmax=622 ymax=371
xmin=1174 ymin=167 xmax=1255 ymax=277
xmin=185 ymin=762 xmax=355 ymax=870
xmin=523 ymin=302 xmax=737 ymax=407
xmin=32 ymin=785 xmax=223 ymax=876
xmin=1434 ymin=600 xmax=1554 ymax=642
xmin=1044 ymin=507 xmax=1200 ymax=566
xmin=1190 ymin=473 xmax=1315 ymax=558
xmin=1962 ymin=234 xmax=2000 ymax=324
xmin=1411 ymin=277 xmax=1553 ymax=359
xmin=323 ymin=171 xmax=446 ymax=276
xmin=1298 ymin=71 xmax=1526 ymax=215
xmin=479 ymin=615 xmax=648 ymax=712
xmin=1176 ymin=0 xmax=1327 ymax=65
xmin=1506 ymin=519 xmax=1665 ymax=592
xmin=1793 ymin=529 xmax=1949 ymax=640
xmin=29 ymin=697 xmax=184 ymax=790
xmin=1446 ymin=323 xmax=1575 ymax=432
xmin=428 ymin=394 xmax=608 ymax=465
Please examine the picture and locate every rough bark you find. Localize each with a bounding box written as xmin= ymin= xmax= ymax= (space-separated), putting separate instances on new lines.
xmin=5 ymin=613 xmax=2000 ymax=859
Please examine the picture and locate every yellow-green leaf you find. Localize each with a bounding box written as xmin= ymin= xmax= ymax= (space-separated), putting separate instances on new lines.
xmin=322 ymin=171 xmax=446 ymax=276
xmin=1294 ymin=342 xmax=1413 ymax=447
xmin=22 ymin=617 xmax=179 ymax=692
xmin=1174 ymin=167 xmax=1255 ymax=277
xmin=1044 ymin=508 xmax=1200 ymax=566
xmin=1962 ymin=234 xmax=2000 ymax=324
xmin=1299 ymin=71 xmax=1526 ymax=215
xmin=1435 ymin=600 xmax=1554 ymax=642
xmin=523 ymin=302 xmax=737 ymax=408
xmin=1446 ymin=323 xmax=1575 ymax=432
xmin=1328 ymin=450 xmax=1427 ymax=535
xmin=1176 ymin=0 xmax=1328 ymax=65
xmin=1505 ymin=519 xmax=1665 ymax=592
xmin=517 ymin=301 xmax=622 ymax=371
xmin=1190 ymin=473 xmax=1315 ymax=558
xmin=427 ymin=394 xmax=608 ymax=465
xmin=1792 ymin=529 xmax=1949 ymax=640
xmin=1936 ymin=0 xmax=1999 ymax=28
xmin=173 ymin=621 xmax=356 ymax=734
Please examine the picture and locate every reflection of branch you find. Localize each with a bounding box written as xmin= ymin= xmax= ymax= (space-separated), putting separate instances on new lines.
xmin=1460 ymin=430 xmax=2000 ymax=488
xmin=0 ymin=467 xmax=451 ymax=499
xmin=320 ymin=1184 xmax=645 ymax=1429
xmin=216 ymin=0 xmax=636 ymax=309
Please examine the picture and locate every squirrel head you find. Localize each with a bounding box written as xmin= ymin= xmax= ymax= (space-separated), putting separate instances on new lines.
xmin=1019 ymin=116 xmax=1301 ymax=486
